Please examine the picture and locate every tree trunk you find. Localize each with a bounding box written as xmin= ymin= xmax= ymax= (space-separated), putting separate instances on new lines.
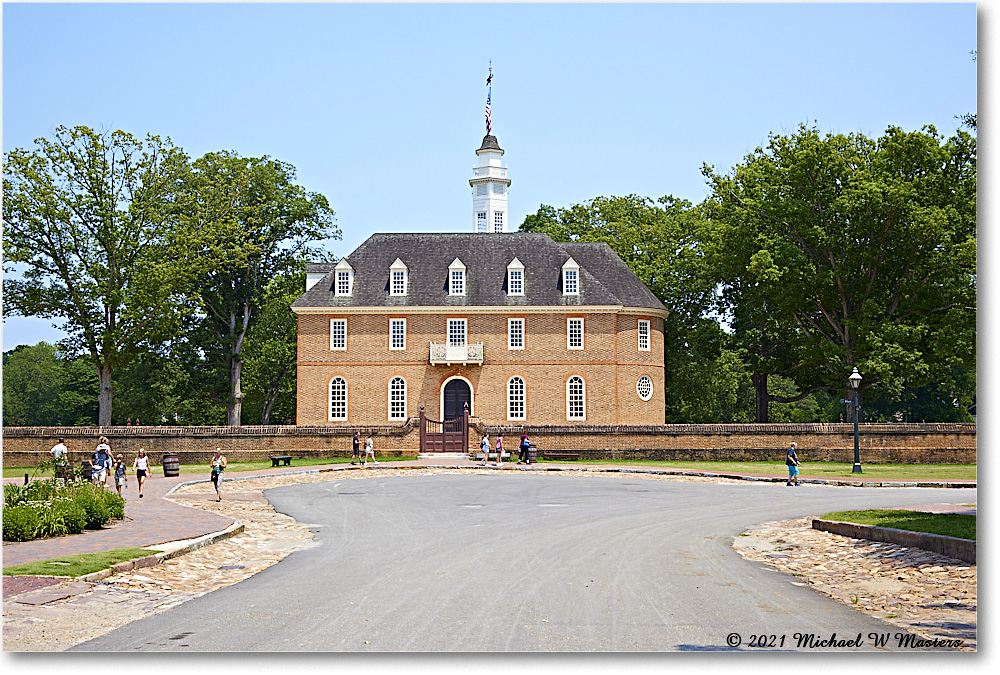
xmin=97 ymin=362 xmax=113 ymax=426
xmin=752 ymin=370 xmax=770 ymax=423
xmin=260 ymin=363 xmax=291 ymax=425
xmin=227 ymin=357 xmax=244 ymax=427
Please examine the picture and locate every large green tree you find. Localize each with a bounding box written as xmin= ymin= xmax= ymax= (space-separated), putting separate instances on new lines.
xmin=3 ymin=126 xmax=191 ymax=425
xmin=703 ymin=124 xmax=976 ymax=419
xmin=521 ymin=195 xmax=734 ymax=422
xmin=176 ymin=152 xmax=338 ymax=426
xmin=2 ymin=343 xmax=99 ymax=426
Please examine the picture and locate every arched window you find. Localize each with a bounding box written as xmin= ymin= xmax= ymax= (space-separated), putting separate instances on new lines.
xmin=329 ymin=377 xmax=348 ymax=421
xmin=388 ymin=376 xmax=407 ymax=420
xmin=567 ymin=375 xmax=586 ymax=420
xmin=507 ymin=376 xmax=526 ymax=420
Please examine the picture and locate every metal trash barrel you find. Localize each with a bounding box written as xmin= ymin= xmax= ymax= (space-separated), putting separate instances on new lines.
xmin=528 ymin=444 xmax=537 ymax=464
xmin=162 ymin=453 xmax=180 ymax=477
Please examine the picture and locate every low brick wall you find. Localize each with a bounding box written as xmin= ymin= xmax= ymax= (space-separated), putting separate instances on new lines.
xmin=1 ymin=422 xmax=975 ymax=468
xmin=812 ymin=518 xmax=976 ymax=564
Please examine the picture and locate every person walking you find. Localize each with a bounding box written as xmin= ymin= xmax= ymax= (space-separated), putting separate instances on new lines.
xmin=495 ymin=434 xmax=504 ymax=466
xmin=92 ymin=437 xmax=113 ymax=488
xmin=518 ymin=433 xmax=530 ymax=464
xmin=49 ymin=438 xmax=68 ymax=466
xmin=113 ymin=455 xmax=127 ymax=497
xmin=210 ymin=448 xmax=227 ymax=501
xmin=480 ymin=433 xmax=490 ymax=466
xmin=786 ymin=442 xmax=801 ymax=486
xmin=132 ymin=448 xmax=151 ymax=498
xmin=351 ymin=431 xmax=361 ymax=465
xmin=363 ymin=433 xmax=378 ymax=465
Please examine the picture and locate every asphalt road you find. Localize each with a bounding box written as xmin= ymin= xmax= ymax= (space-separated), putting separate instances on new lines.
xmin=74 ymin=474 xmax=976 ymax=652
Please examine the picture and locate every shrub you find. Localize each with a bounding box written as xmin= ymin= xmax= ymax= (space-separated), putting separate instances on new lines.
xmin=23 ymin=479 xmax=58 ymax=503
xmin=100 ymin=491 xmax=125 ymax=520
xmin=74 ymin=491 xmax=112 ymax=529
xmin=4 ymin=483 xmax=25 ymax=508
xmin=33 ymin=505 xmax=69 ymax=539
xmin=3 ymin=506 xmax=41 ymax=542
xmin=56 ymin=501 xmax=87 ymax=535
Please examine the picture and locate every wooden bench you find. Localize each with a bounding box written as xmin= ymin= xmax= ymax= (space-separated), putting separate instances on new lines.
xmin=543 ymin=451 xmax=580 ymax=461
xmin=269 ymin=455 xmax=293 ymax=467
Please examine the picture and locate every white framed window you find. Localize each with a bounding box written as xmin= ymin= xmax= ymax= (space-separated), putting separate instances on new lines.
xmin=562 ymin=257 xmax=580 ymax=295
xmin=448 ymin=318 xmax=467 ymax=346
xmin=336 ymin=271 xmax=352 ymax=296
xmin=391 ymin=270 xmax=406 ymax=295
xmin=477 ymin=212 xmax=487 ymax=232
xmin=493 ymin=183 xmax=505 ymax=194
xmin=567 ymin=375 xmax=586 ymax=420
xmin=329 ymin=377 xmax=347 ymax=420
xmin=494 ymin=212 xmax=504 ymax=232
xmin=507 ymin=376 xmax=526 ymax=420
xmin=334 ymin=259 xmax=354 ymax=296
xmin=508 ymin=318 xmax=525 ymax=350
xmin=390 ymin=318 xmax=406 ymax=350
xmin=450 ymin=269 xmax=465 ymax=295
xmin=564 ymin=269 xmax=578 ymax=294
xmin=508 ymin=270 xmax=523 ymax=295
xmin=636 ymin=375 xmax=653 ymax=401
xmin=388 ymin=376 xmax=407 ymax=420
xmin=476 ymin=184 xmax=488 ymax=196
xmin=638 ymin=319 xmax=650 ymax=351
xmin=567 ymin=317 xmax=584 ymax=350
xmin=330 ymin=318 xmax=347 ymax=351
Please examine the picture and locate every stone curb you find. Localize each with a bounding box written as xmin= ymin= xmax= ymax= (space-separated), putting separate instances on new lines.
xmin=812 ymin=518 xmax=976 ymax=564
xmin=76 ymin=520 xmax=247 ymax=583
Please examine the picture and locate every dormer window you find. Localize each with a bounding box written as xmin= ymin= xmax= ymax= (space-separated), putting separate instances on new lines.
xmin=449 ymin=258 xmax=466 ymax=296
xmin=507 ymin=258 xmax=525 ymax=296
xmin=562 ymin=258 xmax=580 ymax=295
xmin=334 ymin=259 xmax=354 ymax=297
xmin=389 ymin=258 xmax=408 ymax=296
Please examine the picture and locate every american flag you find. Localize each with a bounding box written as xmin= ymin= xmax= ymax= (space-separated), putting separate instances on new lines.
xmin=486 ymin=89 xmax=492 ymax=135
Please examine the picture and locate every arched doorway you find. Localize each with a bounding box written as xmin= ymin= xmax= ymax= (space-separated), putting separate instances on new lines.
xmin=443 ymin=378 xmax=472 ymax=420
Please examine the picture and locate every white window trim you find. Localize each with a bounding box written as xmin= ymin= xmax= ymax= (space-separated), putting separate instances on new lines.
xmin=389 ymin=318 xmax=407 ymax=351
xmin=448 ymin=318 xmax=468 ymax=346
xmin=388 ymin=376 xmax=407 ymax=421
xmin=329 ymin=377 xmax=348 ymax=421
xmin=638 ymin=319 xmax=651 ymax=351
xmin=566 ymin=375 xmax=586 ymax=421
xmin=567 ymin=317 xmax=584 ymax=350
xmin=506 ymin=258 xmax=525 ymax=296
xmin=636 ymin=375 xmax=653 ymax=402
xmin=334 ymin=259 xmax=354 ymax=297
xmin=508 ymin=317 xmax=525 ymax=350
xmin=330 ymin=318 xmax=347 ymax=351
xmin=507 ymin=376 xmax=526 ymax=421
xmin=562 ymin=257 xmax=580 ymax=296
xmin=448 ymin=258 xmax=467 ymax=296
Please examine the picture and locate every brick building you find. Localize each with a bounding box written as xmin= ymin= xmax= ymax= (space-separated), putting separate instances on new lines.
xmin=292 ymin=229 xmax=668 ymax=427
xmin=292 ymin=125 xmax=669 ymax=428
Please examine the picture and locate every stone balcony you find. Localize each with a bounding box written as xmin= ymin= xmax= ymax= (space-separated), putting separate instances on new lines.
xmin=429 ymin=343 xmax=484 ymax=366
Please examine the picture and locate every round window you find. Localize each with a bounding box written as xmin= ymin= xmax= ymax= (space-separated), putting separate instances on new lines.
xmin=636 ymin=375 xmax=653 ymax=401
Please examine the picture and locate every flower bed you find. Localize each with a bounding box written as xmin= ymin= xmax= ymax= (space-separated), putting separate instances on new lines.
xmin=3 ymin=474 xmax=125 ymax=542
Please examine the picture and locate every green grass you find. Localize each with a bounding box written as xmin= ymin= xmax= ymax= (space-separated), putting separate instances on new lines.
xmin=3 ymin=456 xmax=419 ymax=478
xmin=536 ymin=459 xmax=976 ymax=481
xmin=821 ymin=509 xmax=976 ymax=541
xmin=3 ymin=548 xmax=162 ymax=577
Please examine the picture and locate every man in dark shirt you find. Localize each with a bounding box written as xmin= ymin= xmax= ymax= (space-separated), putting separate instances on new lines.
xmin=786 ymin=442 xmax=801 ymax=486
xmin=351 ymin=431 xmax=361 ymax=465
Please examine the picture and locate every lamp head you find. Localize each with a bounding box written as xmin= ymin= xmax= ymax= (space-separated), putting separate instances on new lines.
xmin=849 ymin=367 xmax=862 ymax=389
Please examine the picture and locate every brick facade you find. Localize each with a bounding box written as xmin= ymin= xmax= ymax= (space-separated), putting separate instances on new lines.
xmin=2 ymin=423 xmax=976 ymax=468
xmin=295 ymin=309 xmax=665 ymax=427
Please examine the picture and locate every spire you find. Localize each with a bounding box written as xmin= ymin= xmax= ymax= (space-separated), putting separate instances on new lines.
xmin=485 ymin=61 xmax=493 ymax=135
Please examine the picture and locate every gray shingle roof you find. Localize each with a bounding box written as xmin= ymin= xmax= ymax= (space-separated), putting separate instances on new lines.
xmin=477 ymin=135 xmax=502 ymax=152
xmin=292 ymin=233 xmax=667 ymax=313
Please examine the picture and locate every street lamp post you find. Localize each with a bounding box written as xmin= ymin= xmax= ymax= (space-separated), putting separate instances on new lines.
xmin=849 ymin=367 xmax=863 ymax=474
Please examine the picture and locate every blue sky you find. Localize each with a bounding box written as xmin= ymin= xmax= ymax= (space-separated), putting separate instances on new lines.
xmin=1 ymin=2 xmax=979 ymax=350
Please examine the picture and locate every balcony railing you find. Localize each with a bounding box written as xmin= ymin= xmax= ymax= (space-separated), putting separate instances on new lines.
xmin=471 ymin=166 xmax=508 ymax=179
xmin=429 ymin=342 xmax=484 ymax=365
